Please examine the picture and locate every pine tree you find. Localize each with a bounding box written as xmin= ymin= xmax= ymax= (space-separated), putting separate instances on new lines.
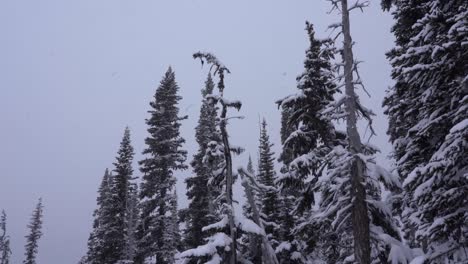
xmin=86 ymin=169 xmax=113 ymax=264
xmin=167 ymin=190 xmax=181 ymax=253
xmin=383 ymin=0 xmax=468 ymax=262
xmin=278 ymin=18 xmax=408 ymax=263
xmin=277 ymin=21 xmax=339 ymax=263
xmin=0 ymin=211 xmax=11 ymax=264
xmin=23 ymin=198 xmax=44 ymax=264
xmin=137 ymin=67 xmax=187 ymax=264
xmin=257 ymin=119 xmax=280 ymax=248
xmin=121 ymin=183 xmax=139 ymax=264
xmin=276 ymin=106 xmax=301 ymax=264
xmin=183 ymin=74 xmax=220 ymax=259
xmin=109 ymin=127 xmax=136 ymax=264
xmin=381 ymin=1 xmax=430 ymax=249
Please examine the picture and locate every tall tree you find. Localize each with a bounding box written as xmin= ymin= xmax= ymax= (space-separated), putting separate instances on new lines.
xmin=86 ymin=169 xmax=113 ymax=264
xmin=0 ymin=211 xmax=11 ymax=264
xmin=381 ymin=1 xmax=430 ymax=251
xmin=23 ymin=198 xmax=44 ymax=264
xmin=257 ymin=119 xmax=280 ymax=247
xmin=181 ymin=52 xmax=240 ymax=264
xmin=121 ymin=182 xmax=139 ymax=264
xmin=278 ymin=18 xmax=407 ymax=263
xmin=276 ymin=106 xmax=301 ymax=264
xmin=277 ymin=21 xmax=339 ymax=263
xmin=322 ymin=1 xmax=411 ymax=263
xmin=137 ymin=67 xmax=187 ymax=264
xmin=383 ymin=0 xmax=468 ymax=262
xmin=339 ymin=0 xmax=372 ymax=262
xmin=183 ymin=74 xmax=220 ymax=258
xmin=110 ymin=127 xmax=136 ymax=264
xmin=181 ymin=52 xmax=267 ymax=264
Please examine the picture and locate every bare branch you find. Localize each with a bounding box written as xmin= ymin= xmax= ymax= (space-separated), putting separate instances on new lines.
xmin=348 ymin=0 xmax=370 ymax=12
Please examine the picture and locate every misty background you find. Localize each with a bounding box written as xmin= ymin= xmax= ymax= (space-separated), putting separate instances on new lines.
xmin=0 ymin=1 xmax=394 ymax=263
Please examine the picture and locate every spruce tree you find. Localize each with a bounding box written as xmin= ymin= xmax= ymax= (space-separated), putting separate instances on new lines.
xmin=0 ymin=211 xmax=11 ymax=264
xmin=137 ymin=67 xmax=187 ymax=264
xmin=257 ymin=119 xmax=280 ymax=248
xmin=86 ymin=169 xmax=114 ymax=264
xmin=383 ymin=0 xmax=468 ymax=262
xmin=110 ymin=127 xmax=136 ymax=264
xmin=381 ymin=2 xmax=430 ymax=249
xmin=278 ymin=18 xmax=408 ymax=263
xmin=121 ymin=182 xmax=139 ymax=264
xmin=183 ymin=74 xmax=220 ymax=258
xmin=276 ymin=106 xmax=301 ymax=264
xmin=277 ymin=21 xmax=339 ymax=263
xmin=23 ymin=198 xmax=44 ymax=264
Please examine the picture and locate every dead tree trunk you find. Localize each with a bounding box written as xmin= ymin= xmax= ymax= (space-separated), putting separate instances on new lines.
xmin=219 ymin=102 xmax=237 ymax=264
xmin=238 ymin=168 xmax=279 ymax=264
xmin=340 ymin=0 xmax=371 ymax=263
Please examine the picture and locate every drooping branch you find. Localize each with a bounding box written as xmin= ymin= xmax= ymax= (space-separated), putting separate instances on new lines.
xmin=193 ymin=52 xmax=231 ymax=95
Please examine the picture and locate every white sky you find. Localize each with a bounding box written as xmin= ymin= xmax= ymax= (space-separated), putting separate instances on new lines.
xmin=0 ymin=0 xmax=395 ymax=263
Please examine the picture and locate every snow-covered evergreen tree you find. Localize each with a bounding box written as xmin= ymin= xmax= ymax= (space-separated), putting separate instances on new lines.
xmin=137 ymin=67 xmax=187 ymax=264
xmin=276 ymin=106 xmax=302 ymax=264
xmin=86 ymin=169 xmax=114 ymax=264
xmin=23 ymin=198 xmax=44 ymax=264
xmin=109 ymin=127 xmax=137 ymax=264
xmin=101 ymin=127 xmax=137 ymax=264
xmin=383 ymin=0 xmax=468 ymax=262
xmin=278 ymin=21 xmax=338 ymax=214
xmin=181 ymin=52 xmax=267 ymax=264
xmin=86 ymin=129 xmax=137 ymax=264
xmin=183 ymin=74 xmax=221 ymax=261
xmin=256 ymin=119 xmax=280 ymax=249
xmin=278 ymin=17 xmax=410 ymax=263
xmin=277 ymin=21 xmax=339 ymax=263
xmin=318 ymin=1 xmax=412 ymax=263
xmin=0 ymin=211 xmax=11 ymax=264
xmin=121 ymin=182 xmax=139 ymax=264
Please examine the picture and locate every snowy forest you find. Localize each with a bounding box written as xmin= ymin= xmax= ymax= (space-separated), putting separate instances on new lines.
xmin=0 ymin=0 xmax=467 ymax=263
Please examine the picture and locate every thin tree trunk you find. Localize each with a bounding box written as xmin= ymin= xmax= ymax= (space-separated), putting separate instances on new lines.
xmin=340 ymin=0 xmax=371 ymax=263
xmin=238 ymin=168 xmax=279 ymax=264
xmin=220 ymin=104 xmax=237 ymax=264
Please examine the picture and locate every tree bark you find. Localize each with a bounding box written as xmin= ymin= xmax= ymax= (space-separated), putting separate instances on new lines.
xmin=340 ymin=0 xmax=371 ymax=263
xmin=220 ymin=103 xmax=237 ymax=264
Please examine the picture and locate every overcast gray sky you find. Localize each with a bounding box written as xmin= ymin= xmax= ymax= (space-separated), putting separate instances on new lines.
xmin=0 ymin=1 xmax=394 ymax=263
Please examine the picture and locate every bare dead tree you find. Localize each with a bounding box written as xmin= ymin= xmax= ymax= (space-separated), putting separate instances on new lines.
xmin=327 ymin=1 xmax=372 ymax=263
